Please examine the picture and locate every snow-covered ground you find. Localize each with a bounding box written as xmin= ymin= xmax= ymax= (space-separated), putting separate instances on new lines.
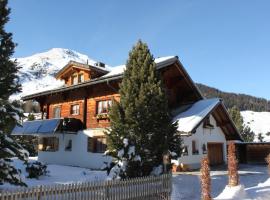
xmin=241 ymin=111 xmax=270 ymax=142
xmin=0 ymin=157 xmax=107 ymax=189
xmin=172 ymin=165 xmax=270 ymax=200
xmin=2 ymin=158 xmax=270 ymax=199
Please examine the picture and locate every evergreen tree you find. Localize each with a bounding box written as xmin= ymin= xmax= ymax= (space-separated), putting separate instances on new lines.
xmin=228 ymin=106 xmax=244 ymax=133
xmin=106 ymin=40 xmax=181 ymax=179
xmin=257 ymin=133 xmax=264 ymax=142
xmin=0 ymin=0 xmax=28 ymax=186
xmin=241 ymin=126 xmax=255 ymax=142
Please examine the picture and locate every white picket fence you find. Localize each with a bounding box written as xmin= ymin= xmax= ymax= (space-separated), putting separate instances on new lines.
xmin=0 ymin=173 xmax=172 ymax=200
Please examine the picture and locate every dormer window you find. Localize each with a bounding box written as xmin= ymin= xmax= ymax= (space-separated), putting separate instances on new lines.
xmin=78 ymin=73 xmax=84 ymax=83
xmin=203 ymin=116 xmax=214 ymax=129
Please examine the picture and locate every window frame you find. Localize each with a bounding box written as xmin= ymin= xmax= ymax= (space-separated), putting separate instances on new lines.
xmin=96 ymin=99 xmax=112 ymax=115
xmin=53 ymin=106 xmax=61 ymax=118
xmin=71 ymin=74 xmax=78 ymax=85
xmin=78 ymin=73 xmax=84 ymax=83
xmin=70 ymin=104 xmax=80 ymax=115
xmin=38 ymin=137 xmax=59 ymax=152
xmin=192 ymin=140 xmax=199 ymax=155
xmin=65 ymin=139 xmax=72 ymax=151
xmin=87 ymin=136 xmax=107 ymax=153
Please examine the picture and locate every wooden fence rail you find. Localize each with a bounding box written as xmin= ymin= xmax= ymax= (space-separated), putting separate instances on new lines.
xmin=0 ymin=173 xmax=172 ymax=200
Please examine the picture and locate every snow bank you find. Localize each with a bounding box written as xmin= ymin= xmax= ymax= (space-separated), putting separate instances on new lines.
xmin=214 ymin=185 xmax=246 ymax=200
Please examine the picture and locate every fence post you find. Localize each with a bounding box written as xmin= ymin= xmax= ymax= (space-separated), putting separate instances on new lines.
xmin=37 ymin=185 xmax=42 ymax=200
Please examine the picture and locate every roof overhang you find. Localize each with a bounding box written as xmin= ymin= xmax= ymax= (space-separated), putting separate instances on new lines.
xmin=22 ymin=56 xmax=203 ymax=102
xmin=55 ymin=60 xmax=109 ymax=79
xmin=173 ymin=98 xmax=243 ymax=141
xmin=11 ymin=118 xmax=83 ymax=136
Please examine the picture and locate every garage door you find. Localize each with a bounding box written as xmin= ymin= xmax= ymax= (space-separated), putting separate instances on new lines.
xmin=207 ymin=143 xmax=224 ymax=166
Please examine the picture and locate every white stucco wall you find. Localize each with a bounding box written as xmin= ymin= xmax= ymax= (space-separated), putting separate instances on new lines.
xmin=177 ymin=114 xmax=227 ymax=169
xmin=38 ymin=129 xmax=111 ymax=169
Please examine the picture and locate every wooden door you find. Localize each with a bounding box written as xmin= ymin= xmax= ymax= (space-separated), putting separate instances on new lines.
xmin=207 ymin=143 xmax=224 ymax=166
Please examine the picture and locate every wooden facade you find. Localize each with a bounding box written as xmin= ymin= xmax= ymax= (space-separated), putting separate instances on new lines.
xmin=25 ymin=59 xmax=203 ymax=130
xmin=237 ymin=143 xmax=270 ymax=164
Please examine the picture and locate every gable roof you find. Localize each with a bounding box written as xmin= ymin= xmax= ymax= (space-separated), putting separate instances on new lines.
xmin=22 ymin=56 xmax=203 ymax=101
xmin=173 ymin=98 xmax=242 ymax=141
xmin=55 ymin=60 xmax=109 ymax=79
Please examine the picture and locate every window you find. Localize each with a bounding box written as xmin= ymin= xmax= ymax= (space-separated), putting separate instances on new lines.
xmin=203 ymin=116 xmax=214 ymax=129
xmin=38 ymin=137 xmax=59 ymax=152
xmin=78 ymin=74 xmax=84 ymax=83
xmin=53 ymin=106 xmax=61 ymax=118
xmin=182 ymin=146 xmax=188 ymax=156
xmin=71 ymin=74 xmax=78 ymax=85
xmin=87 ymin=137 xmax=107 ymax=153
xmin=192 ymin=140 xmax=199 ymax=155
xmin=97 ymin=100 xmax=112 ymax=114
xmin=202 ymin=143 xmax=207 ymax=154
xmin=65 ymin=139 xmax=72 ymax=151
xmin=70 ymin=104 xmax=80 ymax=115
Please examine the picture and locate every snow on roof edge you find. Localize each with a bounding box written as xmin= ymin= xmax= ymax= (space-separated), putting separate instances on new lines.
xmin=103 ymin=56 xmax=177 ymax=78
xmin=174 ymin=98 xmax=221 ymax=133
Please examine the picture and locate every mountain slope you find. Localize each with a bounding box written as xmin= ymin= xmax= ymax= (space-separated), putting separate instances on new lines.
xmin=241 ymin=111 xmax=270 ymax=142
xmin=11 ymin=48 xmax=104 ymax=100
xmin=197 ymin=83 xmax=270 ymax=112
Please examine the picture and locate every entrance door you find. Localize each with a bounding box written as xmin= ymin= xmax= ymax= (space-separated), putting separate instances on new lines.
xmin=207 ymin=143 xmax=224 ymax=165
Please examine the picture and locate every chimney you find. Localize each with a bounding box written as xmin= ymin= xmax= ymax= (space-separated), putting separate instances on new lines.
xmin=95 ymin=62 xmax=105 ymax=68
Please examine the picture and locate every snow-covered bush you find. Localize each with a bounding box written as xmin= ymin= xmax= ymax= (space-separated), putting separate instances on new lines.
xmin=26 ymin=161 xmax=49 ymax=179
xmin=106 ymin=138 xmax=142 ymax=179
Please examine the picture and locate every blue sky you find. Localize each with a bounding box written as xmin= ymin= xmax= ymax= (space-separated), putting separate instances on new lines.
xmin=7 ymin=0 xmax=270 ymax=99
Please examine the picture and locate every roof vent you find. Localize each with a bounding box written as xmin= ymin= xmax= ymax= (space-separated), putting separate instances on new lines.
xmin=95 ymin=62 xmax=105 ymax=68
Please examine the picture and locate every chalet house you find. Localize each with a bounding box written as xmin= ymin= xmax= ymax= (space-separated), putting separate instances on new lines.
xmin=12 ymin=56 xmax=242 ymax=169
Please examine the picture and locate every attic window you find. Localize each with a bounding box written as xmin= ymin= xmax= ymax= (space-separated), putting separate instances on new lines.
xmin=203 ymin=116 xmax=214 ymax=129
xmin=71 ymin=74 xmax=78 ymax=85
xmin=78 ymin=73 xmax=84 ymax=83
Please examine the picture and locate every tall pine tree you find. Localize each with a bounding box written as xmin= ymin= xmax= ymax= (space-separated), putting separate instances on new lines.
xmin=0 ymin=0 xmax=28 ymax=186
xmin=106 ymin=40 xmax=181 ymax=179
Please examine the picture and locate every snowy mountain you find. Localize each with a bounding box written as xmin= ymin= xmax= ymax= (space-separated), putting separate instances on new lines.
xmin=11 ymin=48 xmax=106 ymax=100
xmin=241 ymin=111 xmax=270 ymax=142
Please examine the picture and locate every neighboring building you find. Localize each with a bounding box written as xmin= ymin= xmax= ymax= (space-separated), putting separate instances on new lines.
xmin=12 ymin=56 xmax=242 ymax=169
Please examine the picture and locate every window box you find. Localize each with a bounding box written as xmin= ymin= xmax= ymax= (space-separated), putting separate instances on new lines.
xmin=96 ymin=113 xmax=109 ymax=119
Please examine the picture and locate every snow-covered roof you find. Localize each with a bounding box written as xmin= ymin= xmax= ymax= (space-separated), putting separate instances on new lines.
xmin=173 ymin=98 xmax=221 ymax=133
xmin=103 ymin=56 xmax=177 ymax=78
